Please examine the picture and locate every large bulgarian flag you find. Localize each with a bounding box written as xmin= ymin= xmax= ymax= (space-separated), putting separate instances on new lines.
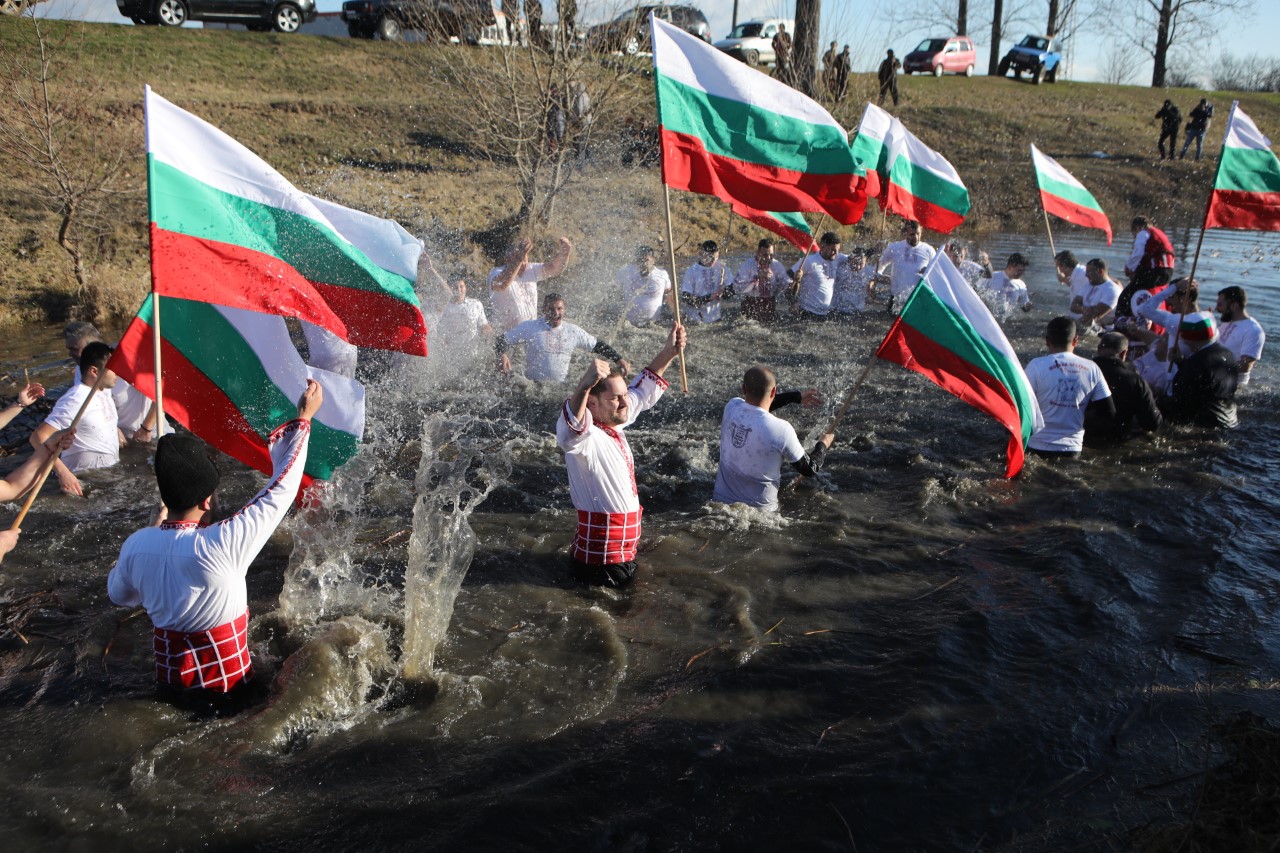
xmin=1030 ymin=144 xmax=1112 ymax=245
xmin=729 ymin=201 xmax=817 ymax=251
xmin=849 ymin=102 xmax=894 ymax=200
xmin=880 ymin=122 xmax=970 ymax=234
xmin=109 ymin=295 xmax=365 ymax=491
xmin=145 ymin=87 xmax=428 ymax=355
xmin=1204 ymin=102 xmax=1280 ymax=231
xmin=651 ymin=17 xmax=867 ymax=225
xmin=876 ymin=252 xmax=1043 ymax=477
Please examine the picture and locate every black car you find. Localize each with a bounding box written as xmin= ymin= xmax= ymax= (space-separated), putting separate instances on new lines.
xmin=341 ymin=0 xmax=495 ymax=41
xmin=117 ymin=0 xmax=317 ymax=32
xmin=587 ymin=4 xmax=710 ymax=55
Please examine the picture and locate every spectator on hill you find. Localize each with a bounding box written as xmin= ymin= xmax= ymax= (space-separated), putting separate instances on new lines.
xmin=878 ymin=49 xmax=901 ymax=106
xmin=1155 ymin=99 xmax=1182 ymax=160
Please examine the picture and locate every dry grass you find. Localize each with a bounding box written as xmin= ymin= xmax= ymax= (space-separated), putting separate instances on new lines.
xmin=1 ymin=17 xmax=1278 ymax=326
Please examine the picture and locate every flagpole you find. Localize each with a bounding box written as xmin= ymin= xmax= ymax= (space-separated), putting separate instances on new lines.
xmin=1041 ymin=208 xmax=1058 ymax=260
xmin=661 ymin=183 xmax=689 ymax=392
xmin=144 ymin=86 xmax=166 ymax=441
xmin=826 ymin=356 xmax=879 ymax=434
xmin=790 ymin=211 xmax=829 ymax=298
xmin=9 ymin=369 xmax=111 ymax=531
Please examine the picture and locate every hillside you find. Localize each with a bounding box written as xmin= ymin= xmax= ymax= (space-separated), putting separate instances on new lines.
xmin=1 ymin=16 xmax=1277 ymax=325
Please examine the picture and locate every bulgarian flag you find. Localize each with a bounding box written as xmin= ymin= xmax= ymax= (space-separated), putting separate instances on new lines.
xmin=1205 ymin=102 xmax=1280 ymax=231
xmin=729 ymin=201 xmax=817 ymax=251
xmin=849 ymin=102 xmax=894 ymax=200
xmin=876 ymin=252 xmax=1043 ymax=477
xmin=1030 ymin=144 xmax=1113 ymax=245
xmin=109 ymin=295 xmax=365 ymax=491
xmin=145 ymin=87 xmax=428 ymax=355
xmin=651 ymin=17 xmax=867 ymax=225
xmin=880 ymin=122 xmax=970 ymax=234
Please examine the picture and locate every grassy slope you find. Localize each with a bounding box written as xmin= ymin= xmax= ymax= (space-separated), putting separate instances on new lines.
xmin=1 ymin=17 xmax=1278 ymax=325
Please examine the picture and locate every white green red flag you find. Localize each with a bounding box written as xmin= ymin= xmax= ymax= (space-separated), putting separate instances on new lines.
xmin=651 ymin=17 xmax=868 ymax=224
xmin=876 ymin=252 xmax=1042 ymax=477
xmin=849 ymin=102 xmax=894 ymax=200
xmin=1205 ymin=102 xmax=1280 ymax=231
xmin=1030 ymin=144 xmax=1112 ymax=245
xmin=109 ymin=295 xmax=365 ymax=490
xmin=145 ymin=87 xmax=428 ymax=355
xmin=880 ymin=122 xmax=970 ymax=234
xmin=729 ymin=201 xmax=817 ymax=251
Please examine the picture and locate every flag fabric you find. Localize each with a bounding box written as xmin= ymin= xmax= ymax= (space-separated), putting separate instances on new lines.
xmin=1205 ymin=102 xmax=1280 ymax=231
xmin=876 ymin=252 xmax=1043 ymax=478
xmin=109 ymin=295 xmax=365 ymax=491
xmin=1030 ymin=144 xmax=1113 ymax=245
xmin=145 ymin=87 xmax=428 ymax=355
xmin=849 ymin=102 xmax=894 ymax=200
xmin=651 ymin=17 xmax=867 ymax=224
xmin=879 ymin=122 xmax=971 ymax=234
xmin=729 ymin=201 xmax=817 ymax=251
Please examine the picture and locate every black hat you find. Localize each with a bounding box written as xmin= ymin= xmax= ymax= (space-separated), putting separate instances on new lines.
xmin=155 ymin=434 xmax=220 ymax=512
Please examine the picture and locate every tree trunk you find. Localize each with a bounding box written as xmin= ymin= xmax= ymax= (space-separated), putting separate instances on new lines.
xmin=793 ymin=0 xmax=821 ymax=96
xmin=1046 ymin=0 xmax=1060 ymax=36
xmin=1151 ymin=0 xmax=1172 ymax=87
xmin=957 ymin=0 xmax=968 ymax=36
xmin=988 ymin=0 xmax=1003 ymax=76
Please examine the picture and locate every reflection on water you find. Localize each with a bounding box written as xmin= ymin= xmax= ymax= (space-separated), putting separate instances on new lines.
xmin=0 ymin=229 xmax=1278 ymax=849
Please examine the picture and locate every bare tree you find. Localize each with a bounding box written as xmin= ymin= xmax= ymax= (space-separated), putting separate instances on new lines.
xmin=794 ymin=0 xmax=821 ymax=96
xmin=958 ymin=0 xmax=970 ymax=34
xmin=1100 ymin=43 xmax=1142 ymax=84
xmin=988 ymin=0 xmax=1005 ymax=74
xmin=1212 ymin=52 xmax=1280 ymax=92
xmin=1104 ymin=0 xmax=1251 ymax=88
xmin=0 ymin=15 xmax=140 ymax=322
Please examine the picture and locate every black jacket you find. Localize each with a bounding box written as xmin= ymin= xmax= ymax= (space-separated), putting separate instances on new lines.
xmin=1085 ymin=355 xmax=1163 ymax=445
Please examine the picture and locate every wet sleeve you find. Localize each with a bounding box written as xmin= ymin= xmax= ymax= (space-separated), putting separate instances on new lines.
xmin=769 ymin=391 xmax=803 ymax=412
xmin=788 ymin=442 xmax=829 ymax=478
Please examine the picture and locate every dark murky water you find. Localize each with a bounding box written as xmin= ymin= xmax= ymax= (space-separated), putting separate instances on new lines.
xmin=1 ymin=228 xmax=1278 ymax=851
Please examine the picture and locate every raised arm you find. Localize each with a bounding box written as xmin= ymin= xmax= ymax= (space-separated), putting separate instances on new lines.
xmin=542 ymin=237 xmax=574 ymax=279
xmin=568 ymin=358 xmax=610 ymax=426
xmin=491 ymin=239 xmax=532 ymax=292
xmin=644 ymin=323 xmax=687 ymax=378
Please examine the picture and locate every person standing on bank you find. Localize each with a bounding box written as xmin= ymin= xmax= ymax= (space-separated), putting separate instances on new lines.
xmin=878 ymin=49 xmax=901 ymax=106
xmin=556 ymin=324 xmax=686 ymax=588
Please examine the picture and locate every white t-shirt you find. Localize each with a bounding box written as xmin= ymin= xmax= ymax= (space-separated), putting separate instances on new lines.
xmin=681 ymin=261 xmax=727 ymax=324
xmin=505 ymin=318 xmax=597 ymax=382
xmin=1024 ymin=351 xmax=1111 ymax=452
xmin=1218 ymin=316 xmax=1265 ymax=386
xmin=1082 ymin=279 xmax=1123 ymax=322
xmin=111 ymin=379 xmax=151 ymax=435
xmin=879 ymin=240 xmax=937 ymax=298
xmin=488 ymin=261 xmax=547 ymax=333
xmin=732 ymin=258 xmax=789 ymax=299
xmin=1065 ymin=264 xmax=1090 ymax=320
xmin=986 ymin=271 xmax=1030 ymax=319
xmin=712 ymin=397 xmax=806 ymax=512
xmin=832 ymin=264 xmax=874 ymax=314
xmin=45 ymin=383 xmax=120 ymax=472
xmin=617 ymin=264 xmax=671 ymax=325
xmin=791 ymin=253 xmax=846 ymax=316
xmin=436 ymin=298 xmax=490 ymax=345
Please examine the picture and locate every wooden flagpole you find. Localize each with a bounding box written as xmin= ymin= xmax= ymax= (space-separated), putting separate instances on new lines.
xmin=144 ymin=86 xmax=166 ymax=440
xmin=826 ymin=356 xmax=879 ymax=434
xmin=662 ymin=183 xmax=689 ymax=392
xmin=790 ymin=212 xmax=829 ymax=297
xmin=1041 ymin=207 xmax=1058 ymax=260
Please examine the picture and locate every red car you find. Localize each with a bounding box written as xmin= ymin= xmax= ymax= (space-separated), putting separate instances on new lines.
xmin=903 ymin=36 xmax=978 ymax=76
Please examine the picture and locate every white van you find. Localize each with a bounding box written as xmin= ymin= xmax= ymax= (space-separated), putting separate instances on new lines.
xmin=714 ymin=18 xmax=794 ymax=68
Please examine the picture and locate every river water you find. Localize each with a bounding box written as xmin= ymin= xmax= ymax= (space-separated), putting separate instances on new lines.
xmin=1 ymin=227 xmax=1278 ymax=851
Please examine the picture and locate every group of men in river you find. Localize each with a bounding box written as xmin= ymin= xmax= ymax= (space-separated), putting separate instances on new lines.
xmin=2 ymin=211 xmax=1265 ymax=714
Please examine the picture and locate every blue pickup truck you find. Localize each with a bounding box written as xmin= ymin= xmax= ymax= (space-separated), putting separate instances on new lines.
xmin=997 ymin=35 xmax=1061 ymax=84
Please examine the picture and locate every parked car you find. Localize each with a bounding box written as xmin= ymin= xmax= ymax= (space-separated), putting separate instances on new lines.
xmin=997 ymin=34 xmax=1062 ymax=84
xmin=586 ymin=4 xmax=710 ymax=55
xmin=341 ymin=0 xmax=494 ymax=42
xmin=903 ymin=35 xmax=977 ymax=76
xmin=117 ymin=0 xmax=316 ymax=32
xmin=713 ymin=17 xmax=793 ymax=68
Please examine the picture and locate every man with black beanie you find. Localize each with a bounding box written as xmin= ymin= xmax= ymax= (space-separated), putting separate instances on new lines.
xmin=107 ymin=380 xmax=323 ymax=714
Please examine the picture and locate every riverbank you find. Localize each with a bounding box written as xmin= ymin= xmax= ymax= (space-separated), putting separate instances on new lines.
xmin=2 ymin=16 xmax=1278 ymax=326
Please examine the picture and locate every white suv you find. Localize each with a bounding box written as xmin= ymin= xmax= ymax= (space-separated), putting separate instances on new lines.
xmin=714 ymin=17 xmax=794 ymax=68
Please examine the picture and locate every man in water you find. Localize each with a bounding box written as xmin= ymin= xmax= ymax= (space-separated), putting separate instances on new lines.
xmin=1118 ymin=215 xmax=1175 ymax=317
xmin=556 ymin=323 xmax=686 ymax=588
xmin=107 ymin=380 xmax=323 ymax=715
xmin=681 ymin=240 xmax=728 ymax=325
xmin=1055 ymin=250 xmax=1089 ymax=322
xmin=791 ymin=231 xmax=851 ymax=320
xmin=1159 ymin=313 xmax=1238 ymax=429
xmin=1084 ymin=332 xmax=1162 ymax=447
xmin=1072 ymin=258 xmax=1123 ymax=331
xmin=487 ymin=235 xmax=574 ymax=334
xmin=32 ymin=342 xmax=120 ymax=497
xmin=0 ymin=385 xmax=75 ymax=563
xmin=1024 ymin=317 xmax=1113 ymax=459
xmin=616 ymin=245 xmax=671 ymax=327
xmin=876 ymin=220 xmax=936 ymax=312
xmin=1215 ymin=286 xmax=1265 ymax=388
xmin=985 ymin=252 xmax=1033 ymax=320
xmin=712 ymin=365 xmax=832 ymax=512
xmin=731 ymin=238 xmax=789 ymax=322
xmin=496 ymin=293 xmax=629 ymax=383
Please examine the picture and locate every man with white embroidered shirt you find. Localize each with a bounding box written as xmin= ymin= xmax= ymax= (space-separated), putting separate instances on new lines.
xmin=32 ymin=342 xmax=121 ymax=497
xmin=1025 ymin=317 xmax=1114 ymax=459
xmin=731 ymin=238 xmax=790 ymax=322
xmin=1216 ymin=286 xmax=1265 ymax=388
xmin=556 ymin=323 xmax=686 ymax=588
xmin=488 ymin=235 xmax=574 ymax=333
xmin=1072 ymin=258 xmax=1123 ymax=331
xmin=496 ymin=293 xmax=629 ymax=383
xmin=616 ymin=245 xmax=671 ymax=327
xmin=682 ymin=240 xmax=728 ymax=324
xmin=713 ymin=365 xmax=834 ymax=512
xmin=876 ymin=220 xmax=936 ymax=312
xmin=107 ymin=380 xmax=323 ymax=715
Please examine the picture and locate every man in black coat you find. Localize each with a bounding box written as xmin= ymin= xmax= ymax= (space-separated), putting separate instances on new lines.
xmin=1085 ymin=332 xmax=1162 ymax=447
xmin=1159 ymin=313 xmax=1239 ymax=429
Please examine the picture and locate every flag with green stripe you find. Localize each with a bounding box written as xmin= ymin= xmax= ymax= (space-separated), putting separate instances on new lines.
xmin=1205 ymin=102 xmax=1280 ymax=231
xmin=109 ymin=295 xmax=364 ymax=488
xmin=145 ymin=86 xmax=428 ymax=356
xmin=1030 ymin=144 xmax=1112 ymax=244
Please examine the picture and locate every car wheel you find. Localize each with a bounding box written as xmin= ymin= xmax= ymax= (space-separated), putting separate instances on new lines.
xmin=744 ymin=48 xmax=759 ymax=66
xmin=273 ymin=3 xmax=302 ymax=33
xmin=1032 ymin=63 xmax=1044 ymax=85
xmin=965 ymin=64 xmax=974 ymax=77
xmin=376 ymin=15 xmax=401 ymax=41
xmin=623 ymin=35 xmax=639 ymax=55
xmin=1047 ymin=65 xmax=1058 ymax=83
xmin=155 ymin=0 xmax=186 ymax=26
xmin=997 ymin=57 xmax=1010 ymax=76
xmin=129 ymin=15 xmax=146 ymax=24
xmin=933 ymin=63 xmax=944 ymax=77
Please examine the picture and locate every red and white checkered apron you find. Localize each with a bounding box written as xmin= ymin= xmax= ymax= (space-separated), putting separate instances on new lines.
xmin=153 ymin=609 xmax=252 ymax=692
xmin=572 ymin=508 xmax=644 ymax=565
